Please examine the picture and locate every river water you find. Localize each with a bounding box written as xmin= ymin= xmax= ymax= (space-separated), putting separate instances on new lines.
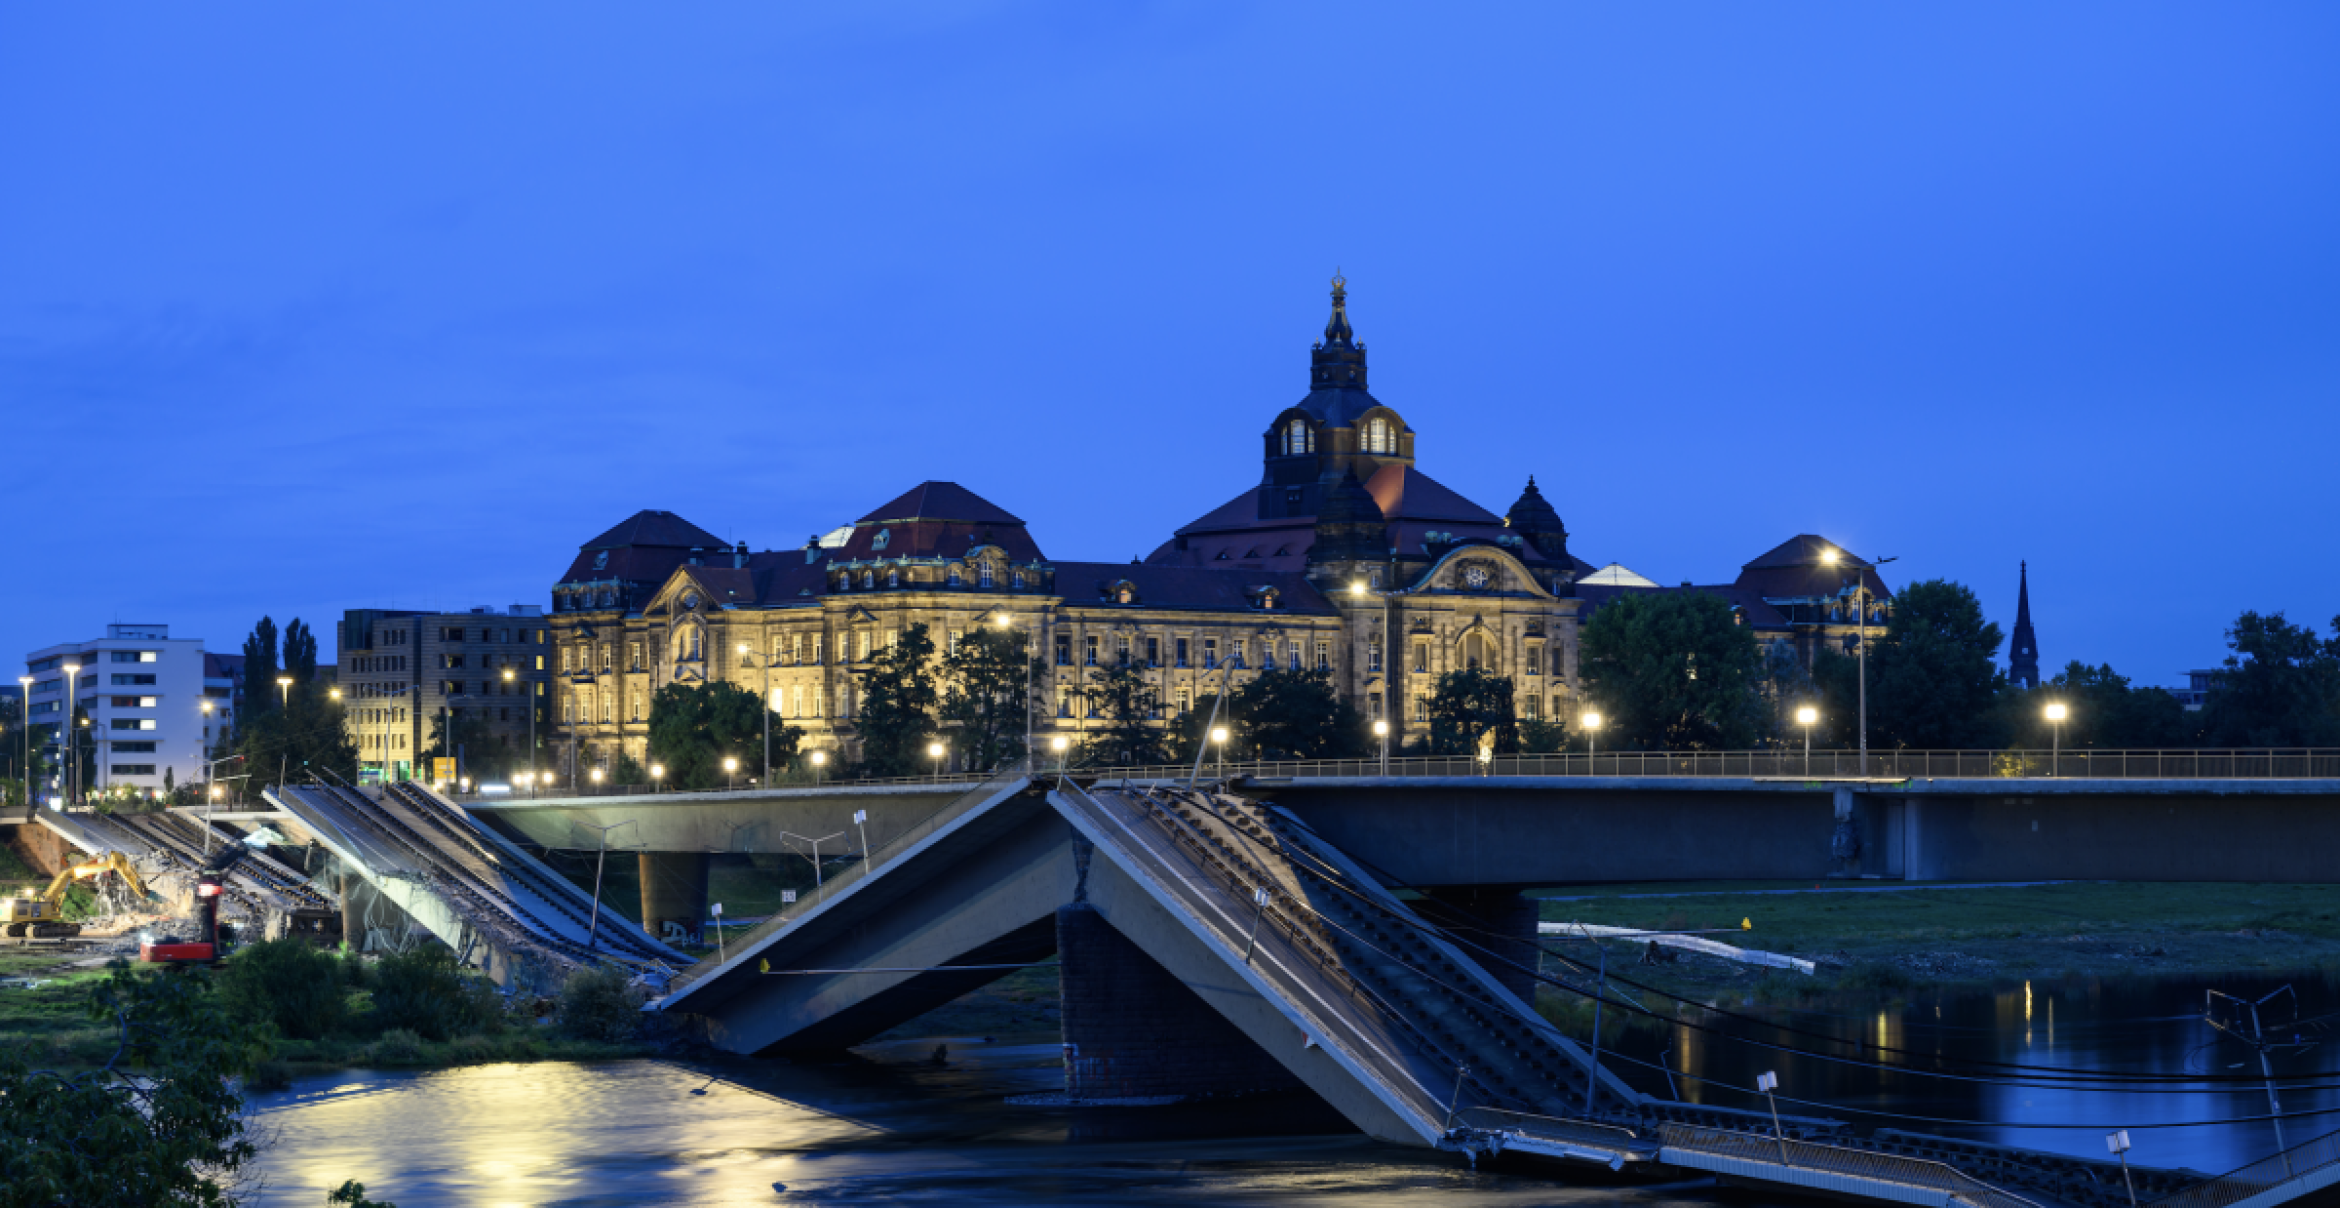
xmin=243 ymin=973 xmax=2340 ymax=1207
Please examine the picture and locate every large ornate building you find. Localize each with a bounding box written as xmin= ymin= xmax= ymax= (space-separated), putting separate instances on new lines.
xmin=544 ymin=279 xmax=1895 ymax=776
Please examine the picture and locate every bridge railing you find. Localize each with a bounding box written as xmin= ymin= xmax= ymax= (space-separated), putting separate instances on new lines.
xmin=2144 ymin=1123 xmax=2340 ymax=1208
xmin=660 ymin=763 xmax=1034 ymax=997
xmin=1653 ymin=1120 xmax=2047 ymax=1208
xmin=1079 ymin=748 xmax=2340 ymax=783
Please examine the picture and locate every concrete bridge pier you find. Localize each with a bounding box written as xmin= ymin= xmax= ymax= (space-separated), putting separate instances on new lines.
xmin=639 ymin=852 xmax=710 ymax=945
xmin=1056 ymin=902 xmax=1305 ymax=1102
xmin=1413 ymin=886 xmax=1542 ymax=1002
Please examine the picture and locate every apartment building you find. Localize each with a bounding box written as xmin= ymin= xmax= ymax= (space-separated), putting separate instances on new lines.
xmin=335 ymin=605 xmax=551 ymax=783
xmin=22 ymin=623 xmax=224 ymax=801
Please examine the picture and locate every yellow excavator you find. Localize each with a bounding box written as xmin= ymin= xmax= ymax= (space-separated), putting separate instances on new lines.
xmin=3 ymin=851 xmax=153 ymax=939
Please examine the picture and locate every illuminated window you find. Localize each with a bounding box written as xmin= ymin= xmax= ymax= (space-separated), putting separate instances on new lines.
xmin=1364 ymin=417 xmax=1396 ymax=454
xmin=1285 ymin=418 xmax=1313 ymax=455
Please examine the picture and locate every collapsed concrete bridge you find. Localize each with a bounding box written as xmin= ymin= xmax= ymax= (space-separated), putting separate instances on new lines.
xmin=647 ymin=773 xmax=2336 ymax=1208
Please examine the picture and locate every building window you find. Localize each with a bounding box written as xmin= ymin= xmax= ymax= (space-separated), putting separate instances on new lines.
xmin=111 ymin=764 xmax=157 ymax=776
xmin=1369 ymin=692 xmax=1382 ymax=721
xmin=1085 ymin=635 xmax=1099 ymax=666
xmin=1285 ymin=417 xmax=1312 ymax=455
xmin=1364 ymin=416 xmax=1395 ymax=454
xmin=1369 ymin=567 xmax=1383 ymax=589
xmin=1412 ymin=694 xmax=1428 ymax=722
xmin=1057 ymin=686 xmax=1072 ymax=718
xmin=1116 ymin=636 xmax=1130 ymax=666
xmin=857 ymin=632 xmax=872 ymax=662
xmin=1522 ymin=695 xmax=1540 ymax=721
xmin=1055 ymin=636 xmax=1072 ymax=666
xmin=791 ymin=685 xmax=804 ymax=718
xmin=1368 ymin=639 xmax=1382 ymax=673
xmin=1525 ymin=645 xmax=1542 ymax=676
xmin=1176 ymin=687 xmax=1191 ymax=714
xmin=1011 ymin=570 xmax=1024 ymax=589
xmin=1203 ymin=638 xmax=1218 ymax=668
xmin=1175 ymin=638 xmax=1189 ymax=668
xmin=948 ymin=629 xmax=962 ymax=655
xmin=108 ymin=718 xmax=157 ymax=732
xmin=981 ymin=563 xmax=996 ymax=589
xmin=1413 ymin=642 xmax=1428 ymax=673
xmin=1145 ymin=637 xmax=1159 ymax=667
xmin=887 ymin=569 xmax=900 ymax=589
xmin=739 ymin=644 xmax=756 ymax=669
xmin=811 ymin=635 xmax=824 ymax=665
xmin=1315 ymin=640 xmax=1329 ymax=671
xmin=948 ymin=567 xmax=962 ymax=587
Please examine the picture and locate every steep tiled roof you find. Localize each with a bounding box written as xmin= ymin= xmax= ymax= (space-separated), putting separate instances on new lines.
xmin=1362 ymin=465 xmax=1500 ymax=524
xmin=1053 ymin=562 xmax=1338 ymax=614
xmin=580 ymin=510 xmax=726 ymax=552
xmin=857 ymin=482 xmax=1025 ymax=526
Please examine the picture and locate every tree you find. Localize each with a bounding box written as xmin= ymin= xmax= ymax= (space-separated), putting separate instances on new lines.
xmin=1807 ymin=648 xmax=1861 ymax=748
xmin=282 ymin=618 xmax=319 ymax=692
xmin=2008 ymin=661 xmax=2199 ymax=749
xmin=1426 ymin=668 xmax=1519 ymax=756
xmin=0 ymin=961 xmax=270 ymax=1207
xmin=2200 ymin=611 xmax=2340 ymax=748
xmin=1867 ymin=579 xmax=2006 ymax=749
xmin=1079 ymin=662 xmax=1172 ymax=767
xmin=647 ymin=680 xmax=799 ymax=789
xmin=424 ymin=709 xmax=502 ymax=780
xmin=940 ymin=627 xmax=1038 ymax=772
xmin=240 ymin=689 xmax=358 ymax=789
xmin=854 ymin=625 xmax=939 ymax=777
xmin=1234 ymin=667 xmax=1366 ymax=760
xmin=1577 ymin=592 xmax=1767 ymax=750
xmin=240 ymin=617 xmax=281 ymax=720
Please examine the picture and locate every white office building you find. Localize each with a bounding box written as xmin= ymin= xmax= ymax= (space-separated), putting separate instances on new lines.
xmin=23 ymin=623 xmax=226 ymax=801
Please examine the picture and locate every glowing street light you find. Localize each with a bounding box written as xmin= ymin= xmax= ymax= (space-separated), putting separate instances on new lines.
xmin=1210 ymin=725 xmax=1230 ymax=778
xmin=589 ymin=767 xmax=603 ymax=785
xmin=927 ymin=740 xmax=946 ymax=783
xmin=1049 ymin=734 xmax=1069 ymax=777
xmin=2044 ymin=702 xmax=2069 ymax=776
xmin=650 ymin=762 xmax=665 ymax=791
xmin=276 ymin=675 xmax=294 ymax=710
xmin=1581 ymin=711 xmax=1604 ymax=761
xmin=1373 ymin=718 xmax=1390 ymax=775
xmin=1795 ymin=705 xmax=1819 ymax=777
xmin=723 ymin=755 xmax=739 ymax=791
xmin=810 ymin=749 xmax=828 ymax=787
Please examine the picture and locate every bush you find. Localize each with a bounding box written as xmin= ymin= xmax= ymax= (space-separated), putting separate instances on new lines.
xmin=1836 ymin=961 xmax=1917 ymax=992
xmin=556 ymin=966 xmax=645 ymax=1043
xmin=369 ymin=945 xmax=499 ymax=1041
xmin=369 ymin=1028 xmax=425 ymax=1063
xmin=218 ymin=939 xmax=347 ymax=1040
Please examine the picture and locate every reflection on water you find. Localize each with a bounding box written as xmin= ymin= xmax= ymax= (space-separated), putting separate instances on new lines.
xmin=246 ymin=975 xmax=2340 ymax=1205
xmin=1617 ymin=971 xmax=2340 ymax=1177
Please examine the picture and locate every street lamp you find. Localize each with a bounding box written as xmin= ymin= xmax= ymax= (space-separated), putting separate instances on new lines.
xmin=16 ymin=676 xmax=32 ymax=809
xmin=927 ymin=740 xmax=945 ymax=783
xmin=1049 ymin=735 xmax=1069 ymax=777
xmin=503 ymin=666 xmax=537 ymax=798
xmin=1795 ymin=705 xmax=1819 ymax=777
xmin=1352 ymin=577 xmax=1393 ymax=764
xmin=1210 ymin=725 xmax=1230 ymax=778
xmin=651 ymin=762 xmax=665 ymax=791
xmin=589 ymin=767 xmax=603 ymax=786
xmin=1581 ymin=711 xmax=1603 ymax=761
xmin=277 ymin=675 xmax=294 ymax=710
xmin=723 ymin=756 xmax=739 ymax=791
xmin=992 ymin=613 xmax=1036 ymax=770
xmin=1373 ymin=718 xmax=1390 ymax=775
xmin=1820 ymin=547 xmax=1899 ymax=776
xmin=740 ymin=642 xmax=774 ymax=786
xmin=61 ymin=664 xmax=80 ymax=806
xmin=810 ymin=749 xmax=828 ymax=787
xmin=2044 ymin=702 xmax=2069 ymax=776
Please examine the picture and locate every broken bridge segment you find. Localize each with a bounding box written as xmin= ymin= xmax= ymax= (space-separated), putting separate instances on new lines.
xmin=268 ymin=782 xmax=688 ymax=982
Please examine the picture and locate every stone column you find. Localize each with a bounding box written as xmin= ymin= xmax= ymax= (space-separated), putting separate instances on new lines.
xmin=638 ymin=851 xmax=710 ymax=944
xmin=1056 ymin=902 xmax=1303 ymax=1102
xmin=1417 ymin=886 xmax=1542 ymax=1004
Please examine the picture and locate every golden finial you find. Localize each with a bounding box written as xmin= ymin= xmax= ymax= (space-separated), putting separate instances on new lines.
xmin=1330 ymin=266 xmax=1346 ymax=293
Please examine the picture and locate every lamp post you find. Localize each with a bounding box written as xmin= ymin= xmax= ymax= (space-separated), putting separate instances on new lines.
xmin=651 ymin=763 xmax=664 ymax=793
xmin=1581 ymin=711 xmax=1603 ymax=763
xmin=993 ymin=613 xmax=1035 ymax=770
xmin=810 ymin=749 xmax=827 ymax=787
xmin=1819 ymin=548 xmax=1899 ymax=776
xmin=503 ymin=667 xmax=538 ymax=797
xmin=577 ymin=817 xmax=637 ymax=952
xmin=1795 ymin=705 xmax=1818 ymax=777
xmin=17 ymin=676 xmax=33 ymax=809
xmin=2044 ymin=702 xmax=2068 ymax=777
xmin=778 ymin=828 xmax=845 ymax=886
xmin=1373 ymin=718 xmax=1389 ymax=775
xmin=1211 ymin=725 xmax=1229 ymax=779
xmin=276 ymin=675 xmax=293 ymax=711
xmin=723 ymin=756 xmax=738 ymax=792
xmin=740 ymin=642 xmax=773 ymax=786
xmin=1050 ymin=735 xmax=1068 ymax=778
xmin=1353 ymin=577 xmax=1394 ymax=766
xmin=927 ymin=740 xmax=945 ymax=783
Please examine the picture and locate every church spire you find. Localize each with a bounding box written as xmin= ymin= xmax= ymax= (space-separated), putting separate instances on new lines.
xmin=2009 ymin=561 xmax=2040 ymax=689
xmin=1323 ymin=269 xmax=1353 ymax=346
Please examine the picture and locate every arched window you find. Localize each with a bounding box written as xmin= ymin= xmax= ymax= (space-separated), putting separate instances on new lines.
xmin=947 ymin=567 xmax=962 ymax=587
xmin=887 ymin=569 xmax=900 ymax=589
xmin=862 ymin=570 xmax=875 ymax=589
xmin=1010 ymin=569 xmax=1023 ymax=589
xmin=1285 ymin=418 xmax=1312 ymax=455
xmin=1364 ymin=417 xmax=1396 ymax=454
xmin=980 ymin=562 xmax=996 ymax=589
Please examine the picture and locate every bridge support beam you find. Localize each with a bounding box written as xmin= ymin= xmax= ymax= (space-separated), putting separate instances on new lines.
xmin=1057 ymin=902 xmax=1305 ymax=1102
xmin=1415 ymin=887 xmax=1543 ymax=1003
xmin=639 ymin=851 xmax=710 ymax=945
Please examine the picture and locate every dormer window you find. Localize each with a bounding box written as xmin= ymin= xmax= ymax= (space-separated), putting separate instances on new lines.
xmin=948 ymin=567 xmax=962 ymax=587
xmin=872 ymin=528 xmax=891 ymax=551
xmin=1009 ymin=568 xmax=1021 ymax=589
xmin=981 ymin=563 xmax=996 ymax=589
xmin=886 ymin=569 xmax=900 ymax=589
xmin=1284 ymin=418 xmax=1313 ymax=455
xmin=1364 ymin=417 xmax=1396 ymax=454
xmin=863 ymin=570 xmax=875 ymax=589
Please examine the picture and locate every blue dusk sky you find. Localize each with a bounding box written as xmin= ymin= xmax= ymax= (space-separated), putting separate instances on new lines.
xmin=3 ymin=5 xmax=2336 ymax=684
